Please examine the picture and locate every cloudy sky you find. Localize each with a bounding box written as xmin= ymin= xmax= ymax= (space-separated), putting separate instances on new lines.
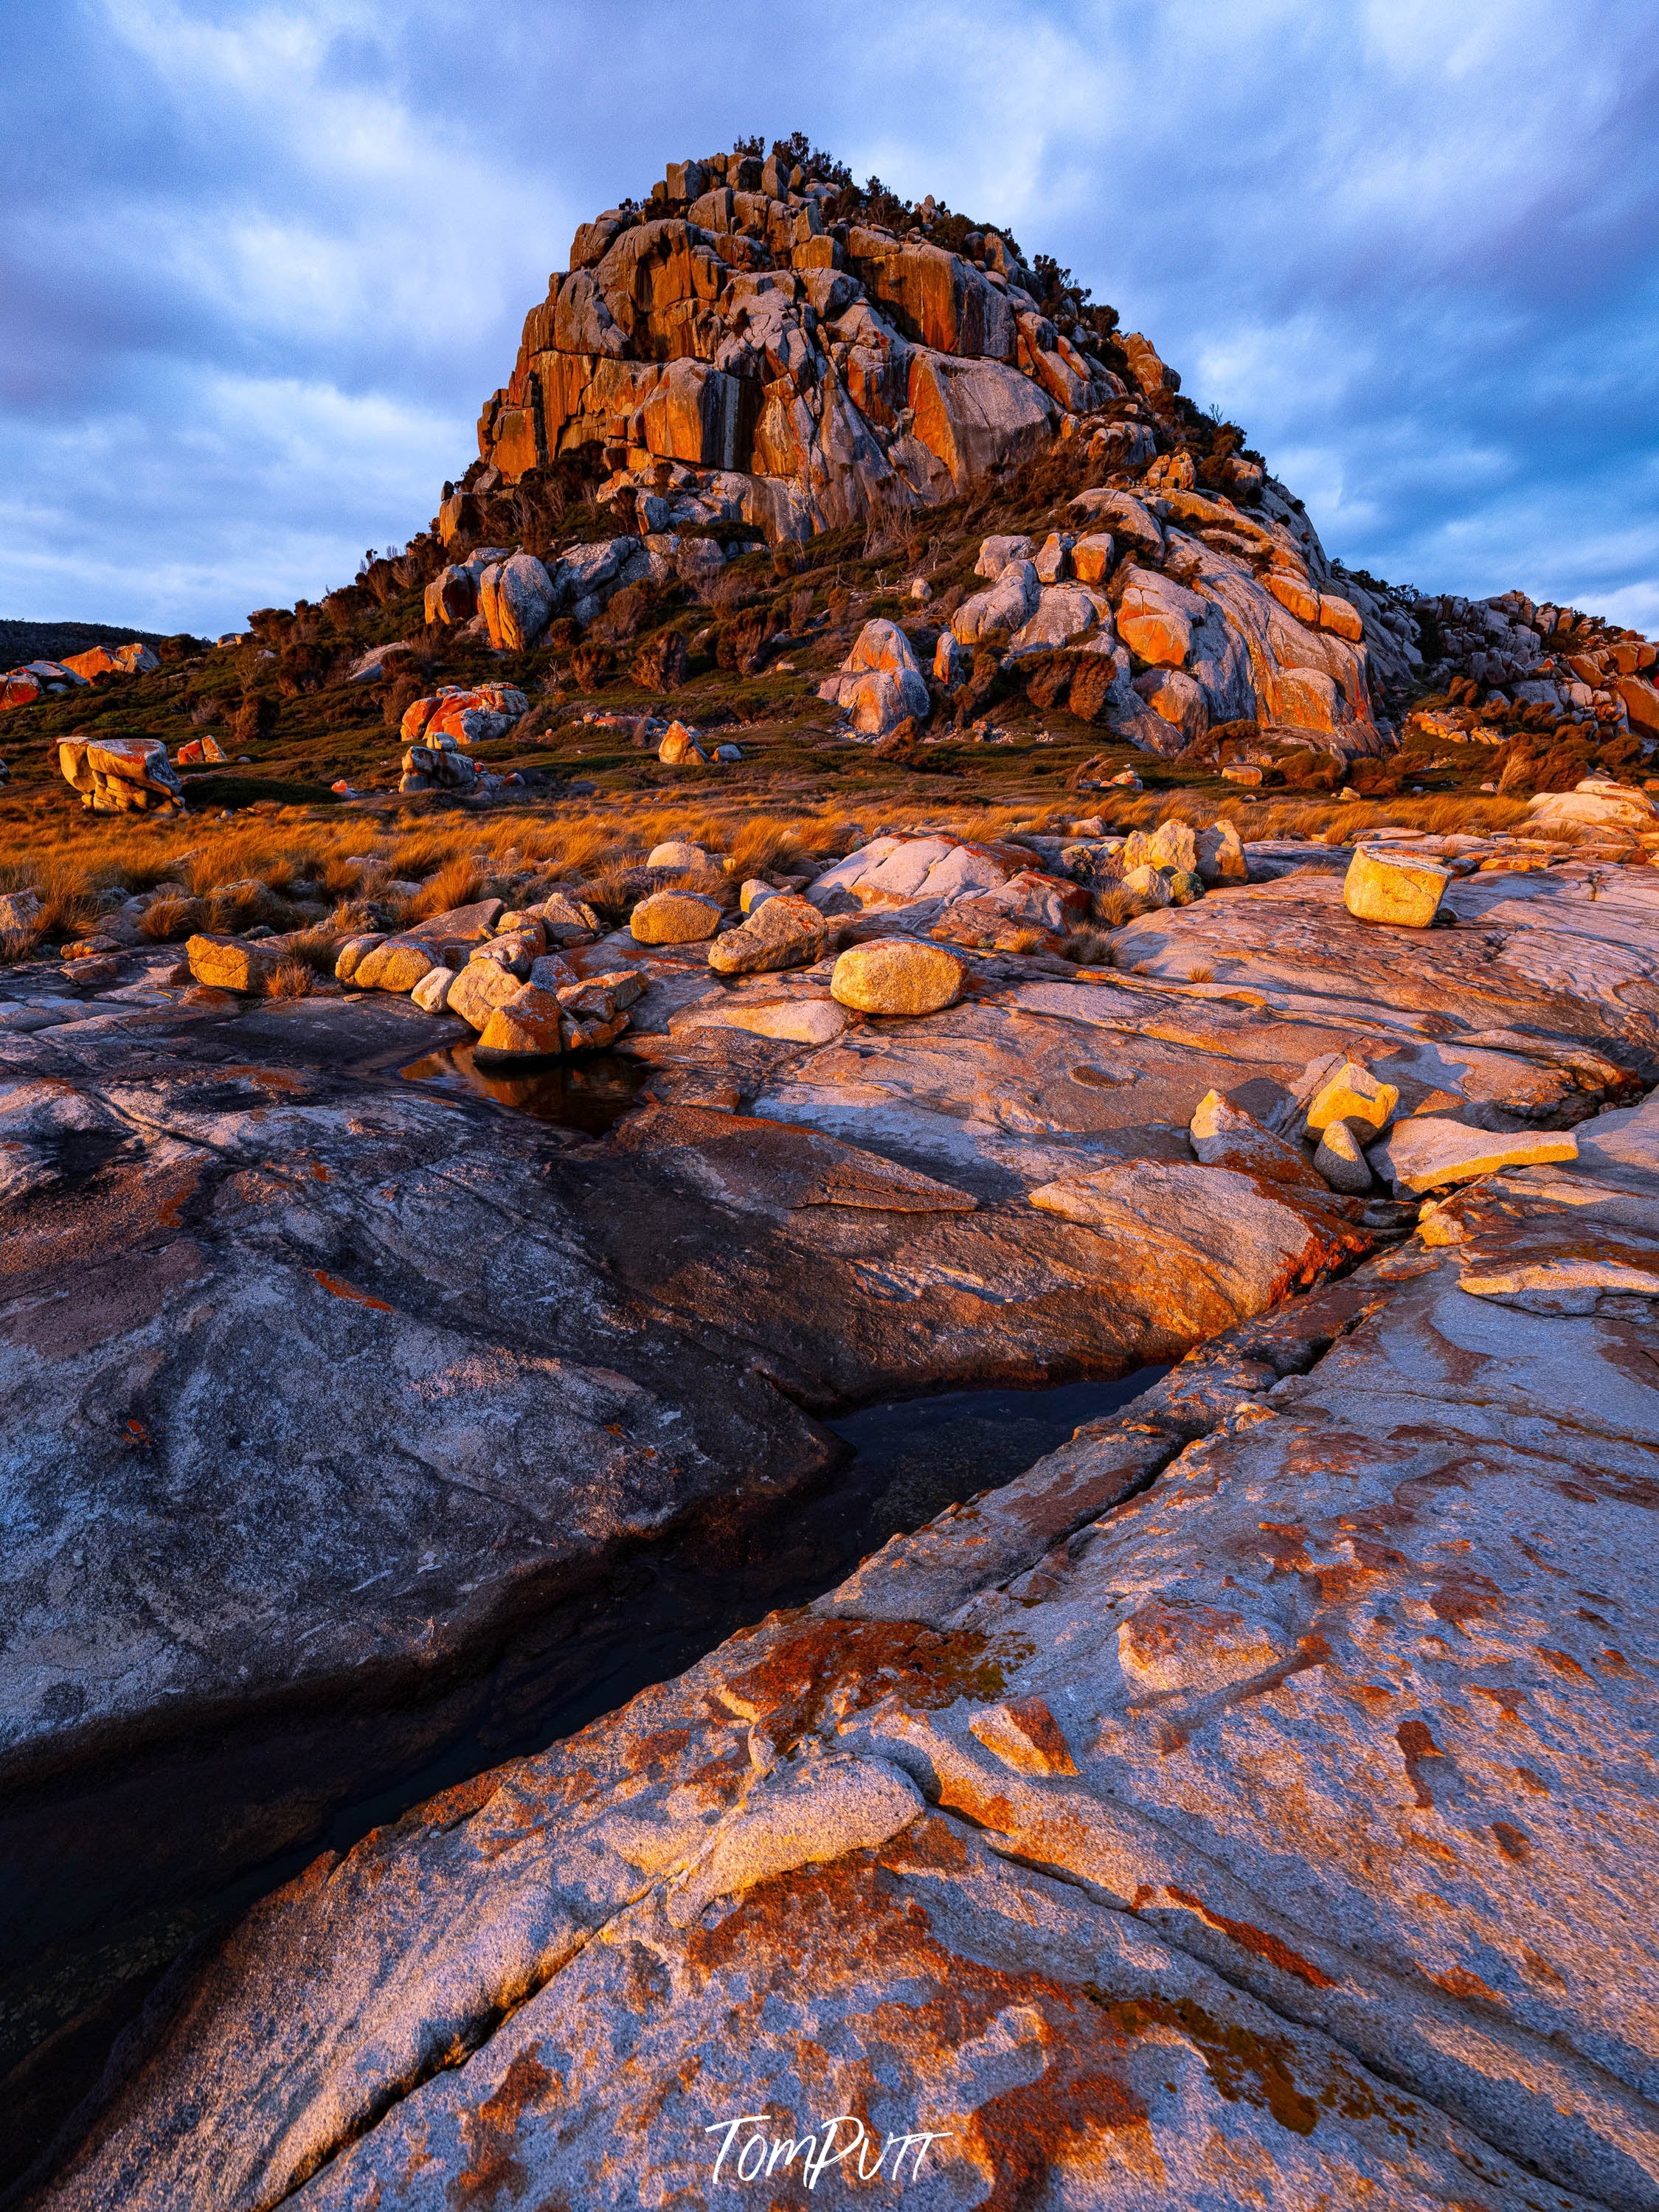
xmin=4 ymin=0 xmax=1657 ymax=639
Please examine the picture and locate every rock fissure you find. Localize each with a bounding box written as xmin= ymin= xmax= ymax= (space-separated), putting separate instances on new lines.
xmin=946 ymin=1817 xmax=1631 ymax=2211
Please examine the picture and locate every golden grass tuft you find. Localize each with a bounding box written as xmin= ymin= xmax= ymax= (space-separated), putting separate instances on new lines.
xmin=406 ymin=853 xmax=483 ymax=919
xmin=263 ymin=957 xmax=314 ymax=999
xmin=138 ymin=894 xmax=204 ymax=941
xmin=285 ymin=923 xmax=349 ymax=974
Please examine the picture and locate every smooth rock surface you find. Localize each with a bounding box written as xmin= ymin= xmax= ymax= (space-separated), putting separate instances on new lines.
xmin=1378 ymin=1114 xmax=1580 ymax=1193
xmin=831 ymin=938 xmax=963 ymax=1016
xmin=46 ymin=1086 xmax=1659 ymax=2210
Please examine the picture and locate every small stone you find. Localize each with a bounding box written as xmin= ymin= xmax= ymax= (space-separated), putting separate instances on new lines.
xmin=1033 ymin=533 xmax=1073 ymax=585
xmin=472 ymin=929 xmax=541 ymax=978
xmin=631 ymin=890 xmax=723 ymax=944
xmin=1344 ymin=845 xmax=1448 ymax=928
xmin=707 ymin=895 xmax=827 ymax=977
xmin=411 ymin=967 xmax=454 ymax=1013
xmin=531 ymin=893 xmax=600 ymax=943
xmin=1306 ymin=1061 xmax=1399 ymax=1135
xmin=185 ymin=934 xmax=285 ymax=994
xmin=494 ymin=912 xmax=550 ymax=951
xmin=1165 ymin=868 xmax=1205 ymax=906
xmin=1070 ymin=533 xmax=1115 ymax=585
xmin=647 ymin=840 xmax=710 ymax=872
xmin=657 ymin=723 xmax=707 ymax=766
xmin=1121 ymin=864 xmax=1172 ymax=910
xmin=527 ymin=952 xmax=579 ymax=992
xmin=1194 ymin=820 xmax=1247 ymax=884
xmin=1313 ymin=1118 xmax=1374 ymax=1193
xmin=1377 ymin=1117 xmax=1579 ymax=1194
xmin=1123 ymin=820 xmax=1196 ymax=876
xmin=831 ymin=940 xmax=963 ymax=1017
xmin=556 ymin=969 xmax=645 ymax=1021
xmin=738 ymin=879 xmax=778 ymax=915
xmin=0 ymin=888 xmax=41 ymax=934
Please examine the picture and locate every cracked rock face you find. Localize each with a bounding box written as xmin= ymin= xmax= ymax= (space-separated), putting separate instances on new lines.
xmin=9 ymin=856 xmax=1659 ymax=2208
xmin=0 ymin=963 xmax=1372 ymax=2050
xmin=38 ymin=1090 xmax=1659 ymax=2209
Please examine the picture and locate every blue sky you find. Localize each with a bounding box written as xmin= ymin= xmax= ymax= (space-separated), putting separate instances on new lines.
xmin=4 ymin=0 xmax=1657 ymax=638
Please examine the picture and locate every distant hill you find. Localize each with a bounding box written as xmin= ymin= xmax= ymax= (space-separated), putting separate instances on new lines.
xmin=1 ymin=618 xmax=176 ymax=668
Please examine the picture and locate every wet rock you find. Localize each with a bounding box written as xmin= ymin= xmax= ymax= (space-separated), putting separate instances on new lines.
xmin=63 ymin=1085 xmax=1659 ymax=2212
xmin=15 ymin=848 xmax=1659 ymax=2205
xmin=831 ymin=939 xmax=963 ymax=1016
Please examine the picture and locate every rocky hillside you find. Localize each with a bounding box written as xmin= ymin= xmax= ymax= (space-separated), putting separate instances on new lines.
xmin=428 ymin=135 xmax=1653 ymax=770
xmin=5 ymin=137 xmax=1656 ymax=823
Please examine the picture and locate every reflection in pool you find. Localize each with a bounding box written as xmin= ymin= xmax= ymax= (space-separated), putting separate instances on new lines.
xmin=400 ymin=1041 xmax=646 ymax=1134
xmin=825 ymin=1369 xmax=1170 ymax=1550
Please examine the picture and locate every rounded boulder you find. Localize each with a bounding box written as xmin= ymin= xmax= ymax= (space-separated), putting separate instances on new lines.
xmin=631 ymin=890 xmax=724 ymax=944
xmin=353 ymin=939 xmax=441 ymax=994
xmin=648 ymin=840 xmax=713 ymax=873
xmin=831 ymin=939 xmax=963 ymax=1018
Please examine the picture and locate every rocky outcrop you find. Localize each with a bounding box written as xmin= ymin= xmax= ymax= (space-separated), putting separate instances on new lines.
xmin=468 ymin=145 xmax=1140 ymax=551
xmin=55 ymin=735 xmax=187 ymax=816
xmin=1413 ymin=587 xmax=1659 ymax=741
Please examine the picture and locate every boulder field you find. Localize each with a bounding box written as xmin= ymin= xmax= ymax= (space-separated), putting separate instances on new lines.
xmin=4 ymin=852 xmax=1659 ymax=2206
